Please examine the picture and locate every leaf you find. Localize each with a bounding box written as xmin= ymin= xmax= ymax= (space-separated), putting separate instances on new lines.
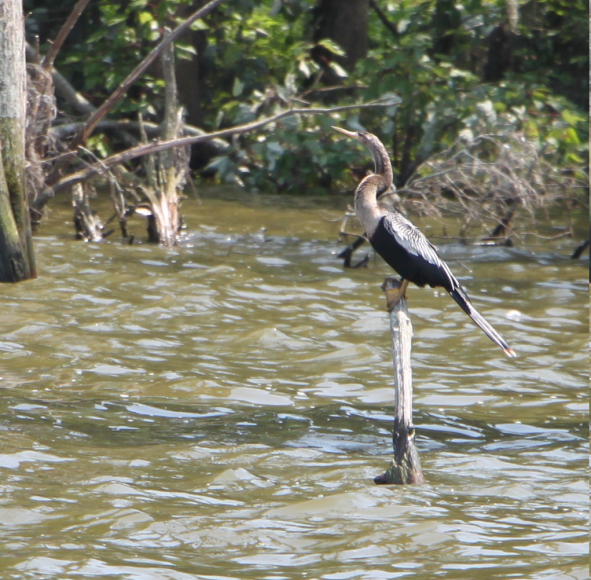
xmin=137 ymin=11 xmax=153 ymax=25
xmin=190 ymin=19 xmax=209 ymax=31
xmin=566 ymin=152 xmax=584 ymax=163
xmin=397 ymin=18 xmax=410 ymax=33
xmin=232 ymin=77 xmax=245 ymax=97
xmin=459 ymin=128 xmax=474 ymax=143
xmin=476 ymin=100 xmax=496 ymax=123
xmin=317 ymin=38 xmax=346 ymax=57
xmin=298 ymin=58 xmax=310 ymax=78
xmin=561 ymin=109 xmax=585 ymax=126
xmin=205 ymin=156 xmax=233 ymax=177
xmin=266 ymin=141 xmax=285 ymax=156
xmin=449 ymin=68 xmax=474 ymax=79
xmin=376 ymin=92 xmax=402 ymax=108
xmin=103 ymin=15 xmax=127 ymax=27
xmin=176 ymin=43 xmax=197 ymax=56
xmin=329 ymin=62 xmax=348 ymax=79
xmin=564 ymin=127 xmax=580 ymax=145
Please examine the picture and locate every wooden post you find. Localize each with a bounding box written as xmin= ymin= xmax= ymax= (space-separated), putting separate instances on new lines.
xmin=157 ymin=28 xmax=182 ymax=247
xmin=375 ymin=278 xmax=425 ymax=485
xmin=0 ymin=0 xmax=36 ymax=282
xmin=136 ymin=28 xmax=185 ymax=247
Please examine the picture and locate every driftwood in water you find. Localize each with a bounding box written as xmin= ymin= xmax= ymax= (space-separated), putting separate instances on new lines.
xmin=375 ymin=277 xmax=425 ymax=485
xmin=338 ymin=236 xmax=368 ymax=268
xmin=72 ymin=183 xmax=105 ymax=242
xmin=571 ymin=239 xmax=589 ymax=260
xmin=338 ymin=210 xmax=369 ymax=268
xmin=33 ymin=99 xmax=399 ymax=214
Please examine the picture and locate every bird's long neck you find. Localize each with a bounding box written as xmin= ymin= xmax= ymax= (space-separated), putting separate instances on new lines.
xmin=354 ymin=140 xmax=394 ymax=235
xmin=354 ymin=178 xmax=385 ymax=236
xmin=370 ymin=141 xmax=393 ymax=193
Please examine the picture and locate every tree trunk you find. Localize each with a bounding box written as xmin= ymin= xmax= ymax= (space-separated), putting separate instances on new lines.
xmin=0 ymin=0 xmax=36 ymax=282
xmin=483 ymin=22 xmax=514 ymax=82
xmin=155 ymin=29 xmax=183 ymax=247
xmin=175 ymin=1 xmax=207 ymax=129
xmin=313 ymin=0 xmax=369 ymax=71
xmin=174 ymin=1 xmax=219 ymax=170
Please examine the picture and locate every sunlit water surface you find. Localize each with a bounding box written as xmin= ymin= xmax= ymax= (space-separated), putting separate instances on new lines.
xmin=0 ymin=192 xmax=588 ymax=580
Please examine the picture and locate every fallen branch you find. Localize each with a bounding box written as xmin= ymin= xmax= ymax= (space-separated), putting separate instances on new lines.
xmin=571 ymin=239 xmax=589 ymax=259
xmin=49 ymin=120 xmax=228 ymax=152
xmin=72 ymin=182 xmax=104 ymax=242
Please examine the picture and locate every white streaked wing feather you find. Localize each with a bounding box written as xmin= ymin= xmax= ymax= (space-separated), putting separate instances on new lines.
xmin=382 ymin=213 xmax=438 ymax=261
xmin=382 ymin=212 xmax=459 ymax=289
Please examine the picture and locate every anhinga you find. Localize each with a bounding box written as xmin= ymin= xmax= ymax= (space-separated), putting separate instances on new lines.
xmin=333 ymin=126 xmax=516 ymax=358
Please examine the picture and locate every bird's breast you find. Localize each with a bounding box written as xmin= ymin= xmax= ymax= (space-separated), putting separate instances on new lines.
xmin=354 ymin=192 xmax=386 ymax=237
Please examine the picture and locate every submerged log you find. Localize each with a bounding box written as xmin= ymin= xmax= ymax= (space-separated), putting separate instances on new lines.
xmin=375 ymin=277 xmax=425 ymax=485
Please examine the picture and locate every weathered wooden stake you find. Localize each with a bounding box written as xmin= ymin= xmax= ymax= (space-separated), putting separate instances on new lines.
xmin=375 ymin=278 xmax=425 ymax=485
xmin=0 ymin=0 xmax=36 ymax=282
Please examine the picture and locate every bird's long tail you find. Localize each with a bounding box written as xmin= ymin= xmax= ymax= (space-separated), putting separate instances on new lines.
xmin=449 ymin=287 xmax=516 ymax=358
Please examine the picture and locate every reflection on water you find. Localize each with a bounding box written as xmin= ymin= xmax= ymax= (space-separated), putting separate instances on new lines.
xmin=0 ymin=193 xmax=587 ymax=579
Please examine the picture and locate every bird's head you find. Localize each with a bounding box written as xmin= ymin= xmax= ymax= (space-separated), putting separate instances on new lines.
xmin=332 ymin=126 xmax=377 ymax=148
xmin=332 ymin=126 xmax=393 ymax=189
xmin=332 ymin=126 xmax=388 ymax=164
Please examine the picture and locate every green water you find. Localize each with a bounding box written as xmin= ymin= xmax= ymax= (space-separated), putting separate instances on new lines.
xmin=0 ymin=191 xmax=587 ymax=579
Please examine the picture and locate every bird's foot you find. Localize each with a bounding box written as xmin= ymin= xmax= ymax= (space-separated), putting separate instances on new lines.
xmin=385 ymin=288 xmax=405 ymax=312
xmin=382 ymin=278 xmax=408 ymax=312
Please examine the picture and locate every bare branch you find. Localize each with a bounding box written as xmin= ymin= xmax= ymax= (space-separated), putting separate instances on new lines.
xmin=49 ymin=120 xmax=230 ymax=154
xmin=42 ymin=0 xmax=92 ymax=70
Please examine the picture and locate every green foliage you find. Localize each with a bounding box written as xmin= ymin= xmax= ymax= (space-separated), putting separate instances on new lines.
xmin=25 ymin=0 xmax=588 ymax=200
xmin=194 ymin=0 xmax=587 ymax=195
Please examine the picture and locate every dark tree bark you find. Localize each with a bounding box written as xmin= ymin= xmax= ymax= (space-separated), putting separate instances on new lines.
xmin=313 ymin=0 xmax=369 ymax=72
xmin=430 ymin=0 xmax=462 ymax=57
xmin=175 ymin=1 xmax=208 ymax=130
xmin=483 ymin=22 xmax=514 ymax=82
xmin=0 ymin=0 xmax=36 ymax=282
xmin=483 ymin=0 xmax=518 ymax=82
xmin=173 ymin=1 xmax=222 ymax=169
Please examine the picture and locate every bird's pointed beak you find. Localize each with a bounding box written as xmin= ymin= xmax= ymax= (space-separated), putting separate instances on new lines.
xmin=332 ymin=126 xmax=358 ymax=139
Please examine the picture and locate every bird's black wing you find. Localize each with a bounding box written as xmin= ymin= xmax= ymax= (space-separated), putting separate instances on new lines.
xmin=381 ymin=212 xmax=459 ymax=290
xmin=382 ymin=213 xmax=515 ymax=357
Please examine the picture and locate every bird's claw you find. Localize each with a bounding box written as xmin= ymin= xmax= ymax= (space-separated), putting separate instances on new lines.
xmin=382 ymin=278 xmax=408 ymax=311
xmin=385 ymin=287 xmax=406 ymax=312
